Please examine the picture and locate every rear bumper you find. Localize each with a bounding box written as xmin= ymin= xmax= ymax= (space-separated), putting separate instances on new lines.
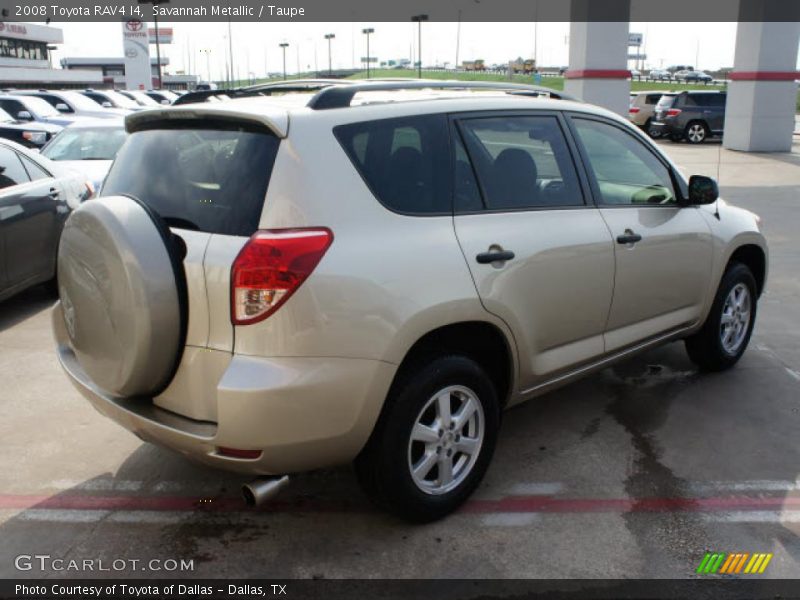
xmin=53 ymin=303 xmax=396 ymax=475
xmin=650 ymin=120 xmax=681 ymax=136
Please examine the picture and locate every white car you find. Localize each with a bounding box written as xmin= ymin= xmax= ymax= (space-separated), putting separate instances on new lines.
xmin=13 ymin=90 xmax=130 ymax=119
xmin=39 ymin=119 xmax=126 ymax=193
xmin=53 ymin=81 xmax=767 ymax=522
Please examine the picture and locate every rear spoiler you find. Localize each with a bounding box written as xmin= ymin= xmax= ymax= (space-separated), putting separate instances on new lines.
xmin=125 ymin=104 xmax=289 ymax=138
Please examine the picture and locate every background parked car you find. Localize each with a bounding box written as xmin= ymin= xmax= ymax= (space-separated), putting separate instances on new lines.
xmin=144 ymin=90 xmax=179 ymax=105
xmin=683 ymin=70 xmax=713 ymax=83
xmin=12 ymin=90 xmax=129 ymax=119
xmin=648 ymin=69 xmax=671 ymax=81
xmin=81 ymin=89 xmax=145 ymax=112
xmin=0 ymin=94 xmax=78 ymax=128
xmin=0 ymin=138 xmax=91 ymax=303
xmin=116 ymin=90 xmax=161 ymax=108
xmin=673 ymin=69 xmax=691 ymax=81
xmin=628 ymin=91 xmax=665 ymax=138
xmin=40 ymin=119 xmax=126 ymax=193
xmin=0 ymin=106 xmax=61 ymax=149
xmin=651 ymin=90 xmax=727 ymax=143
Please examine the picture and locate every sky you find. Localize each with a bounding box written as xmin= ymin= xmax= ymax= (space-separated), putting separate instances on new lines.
xmin=49 ymin=21 xmax=799 ymax=81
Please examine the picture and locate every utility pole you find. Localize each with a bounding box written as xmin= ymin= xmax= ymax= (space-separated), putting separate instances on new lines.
xmin=411 ymin=14 xmax=428 ymax=78
xmin=279 ymin=42 xmax=289 ymax=81
xmin=455 ymin=9 xmax=461 ymax=70
xmin=138 ymin=0 xmax=168 ymax=89
xmin=227 ymin=1 xmax=234 ymax=86
xmin=325 ymin=33 xmax=335 ymax=76
xmin=362 ymin=28 xmax=374 ymax=79
xmin=200 ymin=48 xmax=211 ymax=84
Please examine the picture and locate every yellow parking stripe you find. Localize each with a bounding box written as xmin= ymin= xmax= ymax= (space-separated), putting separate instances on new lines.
xmin=758 ymin=554 xmax=773 ymax=574
xmin=744 ymin=554 xmax=761 ymax=574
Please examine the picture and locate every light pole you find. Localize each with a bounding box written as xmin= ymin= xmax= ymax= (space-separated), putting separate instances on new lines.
xmin=138 ymin=0 xmax=169 ymax=89
xmin=200 ymin=48 xmax=212 ymax=84
xmin=279 ymin=42 xmax=289 ymax=81
xmin=227 ymin=2 xmax=234 ymax=87
xmin=411 ymin=14 xmax=428 ymax=78
xmin=362 ymin=28 xmax=374 ymax=79
xmin=324 ymin=33 xmax=335 ymax=76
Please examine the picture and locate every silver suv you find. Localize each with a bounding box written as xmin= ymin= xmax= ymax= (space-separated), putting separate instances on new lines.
xmin=53 ymin=81 xmax=767 ymax=522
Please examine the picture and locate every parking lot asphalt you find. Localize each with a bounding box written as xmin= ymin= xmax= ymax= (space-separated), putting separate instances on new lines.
xmin=1 ymin=140 xmax=799 ymax=580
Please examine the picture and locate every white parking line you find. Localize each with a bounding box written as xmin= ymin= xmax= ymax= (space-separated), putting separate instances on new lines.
xmin=703 ymin=511 xmax=800 ymax=523
xmin=688 ymin=480 xmax=800 ymax=493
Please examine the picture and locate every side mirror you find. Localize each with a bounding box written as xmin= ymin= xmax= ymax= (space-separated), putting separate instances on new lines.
xmin=16 ymin=110 xmax=32 ymax=120
xmin=101 ymin=101 xmax=113 ymax=108
xmin=688 ymin=175 xmax=719 ymax=205
xmin=55 ymin=103 xmax=70 ymax=112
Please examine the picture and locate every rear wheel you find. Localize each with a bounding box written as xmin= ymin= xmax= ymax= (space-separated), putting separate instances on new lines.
xmin=685 ymin=262 xmax=757 ymax=371
xmin=355 ymin=355 xmax=500 ymax=522
xmin=645 ymin=119 xmax=662 ymax=138
xmin=685 ymin=121 xmax=709 ymax=144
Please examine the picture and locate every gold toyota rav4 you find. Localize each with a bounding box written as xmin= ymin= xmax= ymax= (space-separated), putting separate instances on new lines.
xmin=53 ymin=81 xmax=767 ymax=521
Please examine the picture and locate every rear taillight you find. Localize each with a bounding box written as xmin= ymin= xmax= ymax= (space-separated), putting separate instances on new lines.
xmin=666 ymin=108 xmax=682 ymax=117
xmin=628 ymin=107 xmax=640 ymax=114
xmin=231 ymin=228 xmax=333 ymax=326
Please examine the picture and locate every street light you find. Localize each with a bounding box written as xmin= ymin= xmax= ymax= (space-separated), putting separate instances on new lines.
xmin=411 ymin=14 xmax=428 ymax=78
xmin=199 ymin=48 xmax=212 ymax=85
xmin=324 ymin=33 xmax=335 ymax=76
xmin=362 ymin=28 xmax=374 ymax=79
xmin=138 ymin=0 xmax=168 ymax=89
xmin=279 ymin=42 xmax=289 ymax=81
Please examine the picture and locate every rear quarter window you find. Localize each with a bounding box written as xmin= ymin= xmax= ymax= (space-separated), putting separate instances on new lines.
xmin=334 ymin=114 xmax=452 ymax=215
xmin=102 ymin=120 xmax=279 ymax=236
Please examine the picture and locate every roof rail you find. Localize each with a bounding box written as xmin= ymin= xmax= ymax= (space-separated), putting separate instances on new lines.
xmin=306 ymin=80 xmax=579 ymax=110
xmin=173 ymin=79 xmax=348 ymax=106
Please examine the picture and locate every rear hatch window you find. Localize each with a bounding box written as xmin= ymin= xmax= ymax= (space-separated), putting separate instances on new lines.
xmin=102 ymin=120 xmax=279 ymax=236
xmin=655 ymin=95 xmax=675 ymax=111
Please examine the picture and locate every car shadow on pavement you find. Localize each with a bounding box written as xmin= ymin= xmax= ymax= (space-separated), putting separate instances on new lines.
xmin=0 ymin=284 xmax=57 ymax=334
xmin=1 ymin=341 xmax=799 ymax=578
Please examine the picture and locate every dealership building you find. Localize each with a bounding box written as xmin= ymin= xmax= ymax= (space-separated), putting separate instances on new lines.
xmin=0 ymin=21 xmax=101 ymax=88
xmin=60 ymin=56 xmax=198 ymax=90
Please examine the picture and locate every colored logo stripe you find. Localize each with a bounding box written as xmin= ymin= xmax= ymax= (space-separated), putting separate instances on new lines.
xmin=699 ymin=552 xmax=773 ymax=574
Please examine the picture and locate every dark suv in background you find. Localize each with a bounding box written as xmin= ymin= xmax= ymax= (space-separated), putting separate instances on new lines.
xmin=651 ymin=91 xmax=727 ymax=144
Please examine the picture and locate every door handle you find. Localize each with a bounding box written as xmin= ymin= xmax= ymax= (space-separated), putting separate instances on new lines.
xmin=476 ymin=250 xmax=515 ymax=264
xmin=616 ymin=231 xmax=642 ymax=245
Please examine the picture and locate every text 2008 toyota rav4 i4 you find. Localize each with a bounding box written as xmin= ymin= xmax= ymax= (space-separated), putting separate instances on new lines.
xmin=53 ymin=82 xmax=767 ymax=522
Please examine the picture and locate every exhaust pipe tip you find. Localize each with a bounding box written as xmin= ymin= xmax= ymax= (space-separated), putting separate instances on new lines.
xmin=242 ymin=475 xmax=289 ymax=507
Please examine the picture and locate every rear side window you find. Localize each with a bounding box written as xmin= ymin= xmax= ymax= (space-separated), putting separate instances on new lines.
xmin=102 ymin=121 xmax=279 ymax=236
xmin=334 ymin=115 xmax=452 ymax=214
xmin=457 ymin=115 xmax=583 ymax=210
xmin=0 ymin=147 xmax=30 ymax=189
xmin=645 ymin=94 xmax=661 ymax=105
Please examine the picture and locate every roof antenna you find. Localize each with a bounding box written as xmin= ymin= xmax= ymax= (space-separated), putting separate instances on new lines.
xmin=713 ymin=141 xmax=721 ymax=220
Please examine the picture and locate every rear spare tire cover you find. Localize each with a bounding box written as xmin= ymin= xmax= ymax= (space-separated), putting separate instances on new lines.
xmin=57 ymin=195 xmax=187 ymax=398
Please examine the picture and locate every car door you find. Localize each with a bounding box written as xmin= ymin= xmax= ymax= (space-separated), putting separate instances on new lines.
xmin=567 ymin=115 xmax=714 ymax=352
xmin=708 ymin=93 xmax=726 ymax=135
xmin=0 ymin=146 xmax=61 ymax=290
xmin=451 ymin=112 xmax=616 ymax=390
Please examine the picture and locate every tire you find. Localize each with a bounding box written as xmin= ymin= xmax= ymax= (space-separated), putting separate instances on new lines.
xmin=355 ymin=355 xmax=500 ymax=522
xmin=684 ymin=120 xmax=709 ymax=144
xmin=685 ymin=262 xmax=758 ymax=372
xmin=645 ymin=118 xmax=662 ymax=139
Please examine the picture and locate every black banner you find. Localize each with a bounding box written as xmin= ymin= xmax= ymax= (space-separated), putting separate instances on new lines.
xmin=0 ymin=0 xmax=799 ymax=23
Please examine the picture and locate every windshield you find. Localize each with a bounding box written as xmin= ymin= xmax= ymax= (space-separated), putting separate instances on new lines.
xmin=21 ymin=96 xmax=60 ymax=117
xmin=104 ymin=91 xmax=140 ymax=109
xmin=128 ymin=91 xmax=159 ymax=106
xmin=59 ymin=91 xmax=112 ymax=111
xmin=41 ymin=126 xmax=127 ymax=161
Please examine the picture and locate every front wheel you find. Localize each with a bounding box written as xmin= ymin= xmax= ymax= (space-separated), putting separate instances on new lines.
xmin=685 ymin=121 xmax=709 ymax=144
xmin=685 ymin=262 xmax=758 ymax=371
xmin=355 ymin=355 xmax=500 ymax=522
